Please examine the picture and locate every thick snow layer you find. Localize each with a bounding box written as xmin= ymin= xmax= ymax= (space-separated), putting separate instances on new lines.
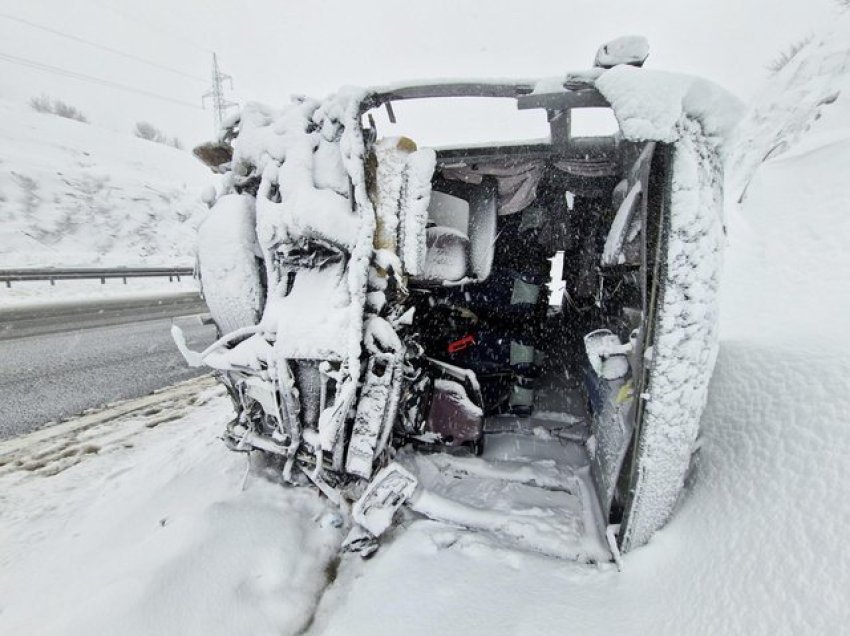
xmin=263 ymin=263 xmax=352 ymax=360
xmin=596 ymin=65 xmax=743 ymax=146
xmin=400 ymin=436 xmax=610 ymax=562
xmin=723 ymin=141 xmax=850 ymax=342
xmin=371 ymin=137 xmax=408 ymax=252
xmin=398 ymin=147 xmax=436 ymax=275
xmin=203 ymin=91 xmax=373 ymax=369
xmin=594 ymin=35 xmax=650 ymax=68
xmin=621 ymin=117 xmax=725 ymax=548
xmin=234 ymin=100 xmax=359 ymax=253
xmin=0 ymin=98 xmax=208 ymax=268
xmin=313 ymin=86 xmax=375 ymax=375
xmin=0 ymin=378 xmax=343 ymax=636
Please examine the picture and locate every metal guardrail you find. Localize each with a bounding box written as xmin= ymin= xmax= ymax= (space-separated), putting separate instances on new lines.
xmin=1 ymin=267 xmax=195 ymax=288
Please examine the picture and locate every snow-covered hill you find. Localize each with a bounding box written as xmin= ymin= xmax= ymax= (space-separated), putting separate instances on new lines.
xmin=0 ymin=98 xmax=209 ymax=268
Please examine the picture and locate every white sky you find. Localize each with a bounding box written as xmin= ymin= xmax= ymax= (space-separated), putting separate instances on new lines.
xmin=0 ymin=0 xmax=840 ymax=147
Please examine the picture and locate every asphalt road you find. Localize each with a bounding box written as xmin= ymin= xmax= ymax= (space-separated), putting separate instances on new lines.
xmin=0 ymin=295 xmax=218 ymax=439
xmin=0 ymin=293 xmax=208 ymax=340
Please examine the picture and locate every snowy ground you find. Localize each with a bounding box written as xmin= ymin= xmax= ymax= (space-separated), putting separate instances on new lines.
xmin=0 ymin=378 xmax=343 ymax=636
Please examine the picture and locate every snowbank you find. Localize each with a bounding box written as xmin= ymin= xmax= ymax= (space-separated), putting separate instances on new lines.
xmin=0 ymin=98 xmax=209 ymax=268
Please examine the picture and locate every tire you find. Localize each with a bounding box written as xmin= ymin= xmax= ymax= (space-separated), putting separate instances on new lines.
xmin=198 ymin=193 xmax=264 ymax=334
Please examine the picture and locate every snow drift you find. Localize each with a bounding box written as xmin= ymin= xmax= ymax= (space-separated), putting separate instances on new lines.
xmin=0 ymin=98 xmax=209 ymax=268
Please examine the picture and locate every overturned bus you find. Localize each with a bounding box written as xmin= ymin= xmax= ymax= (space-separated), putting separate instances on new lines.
xmin=176 ymin=37 xmax=741 ymax=562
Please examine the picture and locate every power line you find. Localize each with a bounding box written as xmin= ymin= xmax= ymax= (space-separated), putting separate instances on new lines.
xmin=89 ymin=0 xmax=213 ymax=56
xmin=0 ymin=12 xmax=207 ymax=83
xmin=0 ymin=51 xmax=203 ymax=110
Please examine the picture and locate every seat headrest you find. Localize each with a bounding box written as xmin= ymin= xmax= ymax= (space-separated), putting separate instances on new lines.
xmin=427 ymin=191 xmax=470 ymax=237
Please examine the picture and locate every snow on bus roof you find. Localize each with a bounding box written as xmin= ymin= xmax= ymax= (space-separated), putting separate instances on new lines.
xmin=595 ymin=65 xmax=743 ymax=146
xmin=363 ymin=67 xmax=741 ymax=150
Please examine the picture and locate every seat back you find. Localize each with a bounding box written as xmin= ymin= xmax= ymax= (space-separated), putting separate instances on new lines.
xmin=427 ymin=191 xmax=470 ymax=236
xmin=416 ymin=191 xmax=469 ymax=284
xmin=411 ymin=179 xmax=497 ymax=285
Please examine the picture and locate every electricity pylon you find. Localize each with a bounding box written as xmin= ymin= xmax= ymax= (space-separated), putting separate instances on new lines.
xmin=202 ymin=53 xmax=237 ymax=135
